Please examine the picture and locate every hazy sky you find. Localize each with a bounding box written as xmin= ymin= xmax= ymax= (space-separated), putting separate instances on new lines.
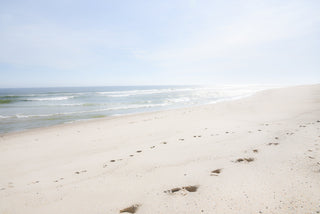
xmin=0 ymin=0 xmax=319 ymax=87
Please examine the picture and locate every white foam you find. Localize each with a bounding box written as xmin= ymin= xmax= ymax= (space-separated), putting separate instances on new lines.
xmin=1 ymin=103 xmax=171 ymax=120
xmin=97 ymin=85 xmax=276 ymax=100
xmin=166 ymin=97 xmax=191 ymax=103
xmin=97 ymin=88 xmax=196 ymax=97
xmin=45 ymin=103 xmax=86 ymax=106
xmin=26 ymin=96 xmax=75 ymax=101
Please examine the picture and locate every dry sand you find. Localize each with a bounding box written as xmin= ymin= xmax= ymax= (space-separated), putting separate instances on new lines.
xmin=0 ymin=84 xmax=320 ymax=214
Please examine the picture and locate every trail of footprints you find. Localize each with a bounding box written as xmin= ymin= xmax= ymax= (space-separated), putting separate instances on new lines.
xmin=2 ymin=120 xmax=319 ymax=214
xmin=35 ymin=121 xmax=320 ymax=182
xmin=118 ymin=120 xmax=320 ymax=213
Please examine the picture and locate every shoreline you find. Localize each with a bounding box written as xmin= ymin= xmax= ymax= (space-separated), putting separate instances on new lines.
xmin=0 ymin=84 xmax=287 ymax=137
xmin=1 ymin=84 xmax=320 ymax=214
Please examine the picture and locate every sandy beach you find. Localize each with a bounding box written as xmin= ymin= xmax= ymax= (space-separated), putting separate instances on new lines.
xmin=0 ymin=84 xmax=320 ymax=214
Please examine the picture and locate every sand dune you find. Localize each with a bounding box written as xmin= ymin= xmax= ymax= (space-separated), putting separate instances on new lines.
xmin=0 ymin=84 xmax=320 ymax=213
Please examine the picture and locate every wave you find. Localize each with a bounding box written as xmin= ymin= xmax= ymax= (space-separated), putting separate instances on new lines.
xmin=0 ymin=95 xmax=35 ymax=99
xmin=0 ymin=99 xmax=15 ymax=104
xmin=57 ymin=103 xmax=98 ymax=107
xmin=44 ymin=103 xmax=88 ymax=107
xmin=107 ymin=94 xmax=134 ymax=97
xmin=0 ymin=103 xmax=171 ymax=120
xmin=96 ymin=85 xmax=273 ymax=98
xmin=166 ymin=97 xmax=191 ymax=103
xmin=0 ymin=96 xmax=21 ymax=99
xmin=25 ymin=96 xmax=75 ymax=101
xmin=97 ymin=88 xmax=196 ymax=97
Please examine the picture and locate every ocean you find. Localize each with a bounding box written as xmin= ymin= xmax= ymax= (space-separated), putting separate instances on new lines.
xmin=0 ymin=85 xmax=276 ymax=134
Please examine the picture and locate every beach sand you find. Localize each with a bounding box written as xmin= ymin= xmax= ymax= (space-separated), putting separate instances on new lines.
xmin=0 ymin=84 xmax=320 ymax=214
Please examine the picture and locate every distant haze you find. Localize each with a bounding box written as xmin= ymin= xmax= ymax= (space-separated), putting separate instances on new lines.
xmin=0 ymin=0 xmax=319 ymax=87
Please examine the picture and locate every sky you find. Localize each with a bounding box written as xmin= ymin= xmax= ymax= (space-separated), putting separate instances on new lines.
xmin=0 ymin=0 xmax=319 ymax=88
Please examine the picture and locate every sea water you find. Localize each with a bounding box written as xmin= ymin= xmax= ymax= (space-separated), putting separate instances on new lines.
xmin=0 ymin=85 xmax=276 ymax=134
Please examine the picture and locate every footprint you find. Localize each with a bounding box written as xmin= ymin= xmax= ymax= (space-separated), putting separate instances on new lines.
xmin=164 ymin=185 xmax=199 ymax=194
xmin=235 ymin=158 xmax=255 ymax=163
xmin=165 ymin=187 xmax=181 ymax=193
xmin=75 ymin=170 xmax=87 ymax=175
xmin=120 ymin=204 xmax=140 ymax=213
xmin=253 ymin=149 xmax=259 ymax=153
xmin=267 ymin=143 xmax=279 ymax=146
xmin=110 ymin=160 xmax=116 ymax=162
xmin=136 ymin=150 xmax=142 ymax=153
xmin=162 ymin=141 xmax=167 ymax=144
xmin=178 ymin=139 xmax=184 ymax=141
xmin=150 ymin=146 xmax=155 ymax=149
xmin=184 ymin=185 xmax=199 ymax=192
xmin=211 ymin=169 xmax=222 ymax=176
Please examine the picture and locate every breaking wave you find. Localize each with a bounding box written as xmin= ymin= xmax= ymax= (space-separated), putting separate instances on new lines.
xmin=0 ymin=103 xmax=170 ymax=120
xmin=25 ymin=96 xmax=75 ymax=101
